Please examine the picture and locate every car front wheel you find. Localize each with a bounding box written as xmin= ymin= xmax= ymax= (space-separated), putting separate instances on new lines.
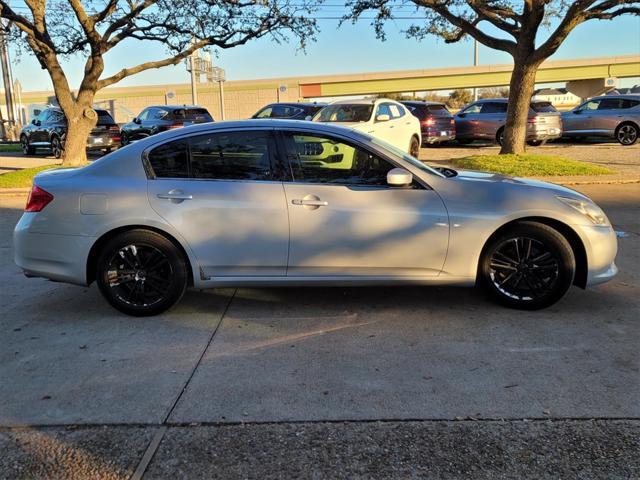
xmin=409 ymin=136 xmax=420 ymax=158
xmin=21 ymin=135 xmax=35 ymax=155
xmin=96 ymin=230 xmax=188 ymax=316
xmin=51 ymin=136 xmax=63 ymax=159
xmin=479 ymin=222 xmax=575 ymax=310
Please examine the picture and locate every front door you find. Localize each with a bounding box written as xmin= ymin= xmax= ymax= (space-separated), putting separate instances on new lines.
xmin=279 ymin=131 xmax=449 ymax=277
xmin=146 ymin=129 xmax=289 ymax=278
xmin=455 ymin=103 xmax=482 ymax=139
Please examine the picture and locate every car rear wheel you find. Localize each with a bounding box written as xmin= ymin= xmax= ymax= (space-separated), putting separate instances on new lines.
xmin=96 ymin=230 xmax=188 ymax=316
xmin=20 ymin=135 xmax=35 ymax=155
xmin=616 ymin=123 xmax=638 ymax=146
xmin=51 ymin=136 xmax=63 ymax=159
xmin=479 ymin=222 xmax=575 ymax=310
xmin=409 ymin=136 xmax=420 ymax=158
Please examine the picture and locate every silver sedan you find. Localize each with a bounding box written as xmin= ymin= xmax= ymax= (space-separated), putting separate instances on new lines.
xmin=14 ymin=120 xmax=617 ymax=316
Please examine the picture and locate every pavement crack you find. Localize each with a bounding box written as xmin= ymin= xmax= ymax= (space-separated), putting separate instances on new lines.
xmin=161 ymin=289 xmax=237 ymax=424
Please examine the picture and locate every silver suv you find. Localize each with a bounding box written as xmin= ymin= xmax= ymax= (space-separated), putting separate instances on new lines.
xmin=561 ymin=95 xmax=640 ymax=146
xmin=454 ymin=98 xmax=562 ymax=146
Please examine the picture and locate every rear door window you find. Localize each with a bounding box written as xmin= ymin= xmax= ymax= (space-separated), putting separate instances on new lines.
xmin=621 ymin=99 xmax=640 ymax=109
xmin=189 ymin=131 xmax=272 ymax=181
xmin=597 ymin=98 xmax=623 ymax=110
xmin=480 ymin=102 xmax=508 ymax=114
xmin=174 ymin=108 xmax=213 ymax=122
xmin=147 ymin=139 xmax=189 ymax=178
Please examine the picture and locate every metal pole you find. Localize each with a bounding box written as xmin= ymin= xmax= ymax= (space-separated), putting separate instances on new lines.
xmin=0 ymin=20 xmax=16 ymax=139
xmin=473 ymin=40 xmax=479 ymax=101
xmin=219 ymin=81 xmax=225 ymax=120
xmin=190 ymin=53 xmax=198 ymax=105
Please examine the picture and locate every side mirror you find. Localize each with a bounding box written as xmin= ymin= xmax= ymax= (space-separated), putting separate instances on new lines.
xmin=305 ymin=115 xmax=313 ymax=121
xmin=375 ymin=114 xmax=391 ymax=122
xmin=457 ymin=113 xmax=466 ymax=118
xmin=32 ymin=119 xmax=41 ymax=126
xmin=387 ymin=168 xmax=413 ymax=187
xmin=573 ymin=109 xmax=581 ymax=114
xmin=133 ymin=117 xmax=141 ymax=124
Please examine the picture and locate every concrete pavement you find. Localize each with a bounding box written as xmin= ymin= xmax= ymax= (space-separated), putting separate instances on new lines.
xmin=1 ymin=183 xmax=639 ymax=478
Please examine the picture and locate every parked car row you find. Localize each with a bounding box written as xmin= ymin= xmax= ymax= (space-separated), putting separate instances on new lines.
xmin=17 ymin=94 xmax=639 ymax=159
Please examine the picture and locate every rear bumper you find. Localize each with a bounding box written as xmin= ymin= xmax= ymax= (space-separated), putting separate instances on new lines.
xmin=421 ymin=129 xmax=456 ymax=144
xmin=526 ymin=126 xmax=562 ymax=141
xmin=86 ymin=134 xmax=117 ymax=150
xmin=14 ymin=213 xmax=94 ymax=286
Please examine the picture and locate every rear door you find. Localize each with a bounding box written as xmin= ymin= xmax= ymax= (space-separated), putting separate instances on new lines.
xmin=455 ymin=103 xmax=482 ymax=139
xmin=279 ymin=130 xmax=449 ymax=277
xmin=146 ymin=128 xmax=290 ymax=278
xmin=478 ymin=102 xmax=508 ymax=139
xmin=592 ymin=97 xmax=624 ymax=134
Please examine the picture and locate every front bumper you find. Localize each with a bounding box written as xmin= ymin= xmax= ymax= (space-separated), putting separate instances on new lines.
xmin=575 ymin=223 xmax=618 ymax=287
xmin=14 ymin=213 xmax=94 ymax=286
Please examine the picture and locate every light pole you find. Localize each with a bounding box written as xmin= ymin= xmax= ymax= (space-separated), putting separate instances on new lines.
xmin=189 ymin=52 xmax=198 ymax=105
xmin=473 ymin=39 xmax=479 ymax=101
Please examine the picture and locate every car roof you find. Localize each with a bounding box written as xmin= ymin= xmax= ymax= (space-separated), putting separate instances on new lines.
xmin=146 ymin=105 xmax=207 ymax=110
xmin=131 ymin=119 xmax=370 ymax=147
xmin=474 ymin=98 xmax=550 ymax=104
xmin=591 ymin=94 xmax=640 ymax=100
xmin=329 ymin=98 xmax=383 ymax=105
xmin=400 ymin=100 xmax=447 ymax=107
xmin=265 ymin=102 xmax=327 ymax=107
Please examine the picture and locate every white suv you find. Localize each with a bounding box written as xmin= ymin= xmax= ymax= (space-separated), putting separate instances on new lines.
xmin=313 ymin=98 xmax=422 ymax=157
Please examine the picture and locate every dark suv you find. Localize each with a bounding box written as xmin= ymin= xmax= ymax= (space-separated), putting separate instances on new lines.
xmin=401 ymin=101 xmax=456 ymax=145
xmin=454 ymin=98 xmax=562 ymax=146
xmin=252 ymin=102 xmax=326 ymax=120
xmin=120 ymin=105 xmax=213 ymax=145
xmin=20 ymin=107 xmax=120 ymax=158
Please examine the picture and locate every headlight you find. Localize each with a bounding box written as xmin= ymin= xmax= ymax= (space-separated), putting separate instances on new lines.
xmin=557 ymin=196 xmax=609 ymax=225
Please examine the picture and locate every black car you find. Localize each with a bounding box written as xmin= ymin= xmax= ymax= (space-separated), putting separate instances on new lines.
xmin=120 ymin=105 xmax=213 ymax=145
xmin=400 ymin=101 xmax=456 ymax=145
xmin=20 ymin=107 xmax=120 ymax=158
xmin=251 ymin=102 xmax=326 ymax=120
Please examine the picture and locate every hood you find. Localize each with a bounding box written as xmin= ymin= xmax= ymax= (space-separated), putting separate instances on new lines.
xmin=452 ymin=169 xmax=588 ymax=199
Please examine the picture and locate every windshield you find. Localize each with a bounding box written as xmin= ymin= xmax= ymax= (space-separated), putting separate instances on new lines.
xmin=315 ymin=104 xmax=373 ymax=123
xmin=369 ymin=136 xmax=445 ymax=178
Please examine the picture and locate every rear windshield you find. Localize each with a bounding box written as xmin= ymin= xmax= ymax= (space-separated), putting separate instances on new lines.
xmin=315 ymin=104 xmax=373 ymax=123
xmin=96 ymin=110 xmax=116 ymax=125
xmin=531 ymin=102 xmax=558 ymax=113
xmin=172 ymin=108 xmax=213 ymax=122
xmin=404 ymin=103 xmax=450 ymax=118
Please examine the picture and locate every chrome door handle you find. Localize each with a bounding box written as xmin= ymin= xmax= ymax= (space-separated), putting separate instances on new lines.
xmin=157 ymin=190 xmax=193 ymax=201
xmin=292 ymin=199 xmax=328 ymax=207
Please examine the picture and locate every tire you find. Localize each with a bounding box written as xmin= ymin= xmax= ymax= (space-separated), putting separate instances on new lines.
xmin=479 ymin=221 xmax=575 ymax=310
xmin=615 ymin=123 xmax=638 ymax=146
xmin=527 ymin=139 xmax=546 ymax=147
xmin=51 ymin=136 xmax=63 ymax=159
xmin=409 ymin=136 xmax=420 ymax=158
xmin=96 ymin=230 xmax=188 ymax=316
xmin=120 ymin=132 xmax=129 ymax=146
xmin=20 ymin=135 xmax=35 ymax=155
xmin=496 ymin=128 xmax=505 ymax=146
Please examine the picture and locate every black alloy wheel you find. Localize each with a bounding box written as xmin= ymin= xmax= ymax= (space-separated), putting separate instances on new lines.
xmin=96 ymin=230 xmax=188 ymax=316
xmin=21 ymin=135 xmax=35 ymax=155
xmin=480 ymin=222 xmax=575 ymax=310
xmin=51 ymin=136 xmax=63 ymax=159
xmin=616 ymin=123 xmax=638 ymax=146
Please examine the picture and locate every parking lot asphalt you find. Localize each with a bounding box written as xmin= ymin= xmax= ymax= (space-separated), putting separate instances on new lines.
xmin=1 ymin=183 xmax=639 ymax=478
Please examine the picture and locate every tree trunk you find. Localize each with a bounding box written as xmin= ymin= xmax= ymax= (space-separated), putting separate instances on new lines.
xmin=57 ymin=103 xmax=97 ymax=167
xmin=500 ymin=60 xmax=540 ymax=155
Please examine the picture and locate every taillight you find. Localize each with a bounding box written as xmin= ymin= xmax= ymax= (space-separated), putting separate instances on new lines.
xmin=25 ymin=185 xmax=54 ymax=212
xmin=449 ymin=118 xmax=455 ymax=126
xmin=167 ymin=123 xmax=183 ymax=130
xmin=421 ymin=118 xmax=435 ymax=127
xmin=528 ymin=116 xmax=546 ymax=124
xmin=108 ymin=125 xmax=121 ymax=141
